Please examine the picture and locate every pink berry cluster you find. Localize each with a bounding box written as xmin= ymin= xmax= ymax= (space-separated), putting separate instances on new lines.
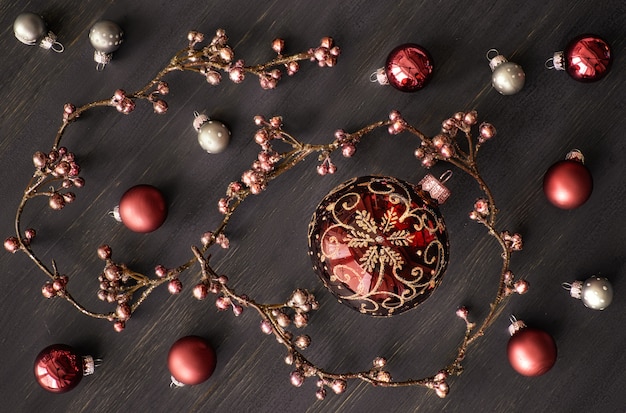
xmin=469 ymin=198 xmax=528 ymax=296
xmin=405 ymin=110 xmax=497 ymax=168
xmin=309 ymin=37 xmax=340 ymax=68
xmin=34 ymin=147 xmax=83 ymax=210
xmin=315 ymin=129 xmax=358 ymax=176
xmin=218 ymin=115 xmax=284 ymax=213
xmin=95 ymin=244 xmax=136 ymax=332
xmin=187 ymin=30 xmax=339 ymax=90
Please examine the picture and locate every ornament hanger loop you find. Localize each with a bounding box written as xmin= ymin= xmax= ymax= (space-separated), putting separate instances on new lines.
xmin=486 ymin=48 xmax=500 ymax=61
xmin=544 ymin=57 xmax=555 ymax=70
xmin=561 ymin=282 xmax=572 ymax=290
xmin=439 ymin=170 xmax=453 ymax=184
xmin=509 ymin=314 xmax=518 ymax=324
xmin=370 ymin=68 xmax=388 ymax=85
xmin=50 ymin=41 xmax=64 ymax=53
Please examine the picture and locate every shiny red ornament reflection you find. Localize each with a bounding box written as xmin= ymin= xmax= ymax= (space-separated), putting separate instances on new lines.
xmin=385 ymin=43 xmax=434 ymax=92
xmin=168 ymin=336 xmax=217 ymax=386
xmin=507 ymin=320 xmax=557 ymax=376
xmin=34 ymin=344 xmax=95 ymax=393
xmin=552 ymin=34 xmax=612 ymax=82
xmin=117 ymin=184 xmax=167 ymax=232
xmin=543 ymin=150 xmax=592 ymax=209
xmin=308 ymin=176 xmax=449 ymax=316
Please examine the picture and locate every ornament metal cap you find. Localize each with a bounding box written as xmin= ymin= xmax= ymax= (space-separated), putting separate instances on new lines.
xmin=193 ymin=111 xmax=210 ymax=131
xmin=370 ymin=67 xmax=389 ymax=85
xmin=563 ymin=280 xmax=584 ymax=299
xmin=486 ymin=49 xmax=507 ymax=71
xmin=548 ymin=51 xmax=565 ymax=71
xmin=507 ymin=315 xmax=526 ymax=336
xmin=170 ymin=375 xmax=186 ymax=388
xmin=83 ymin=355 xmax=96 ymax=376
xmin=418 ymin=171 xmax=452 ymax=204
xmin=565 ymin=149 xmax=584 ymax=163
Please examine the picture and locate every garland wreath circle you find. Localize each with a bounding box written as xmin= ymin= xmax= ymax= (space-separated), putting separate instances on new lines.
xmin=4 ymin=29 xmax=527 ymax=399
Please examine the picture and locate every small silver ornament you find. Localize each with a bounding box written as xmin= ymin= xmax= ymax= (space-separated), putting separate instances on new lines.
xmin=13 ymin=12 xmax=64 ymax=52
xmin=193 ymin=112 xmax=231 ymax=154
xmin=486 ymin=49 xmax=525 ymax=95
xmin=563 ymin=275 xmax=613 ymax=310
xmin=89 ymin=20 xmax=124 ymax=70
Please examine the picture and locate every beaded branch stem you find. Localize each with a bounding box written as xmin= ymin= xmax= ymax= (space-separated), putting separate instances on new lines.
xmin=4 ymin=30 xmax=528 ymax=399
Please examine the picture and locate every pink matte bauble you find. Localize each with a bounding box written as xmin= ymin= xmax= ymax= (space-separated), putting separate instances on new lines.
xmin=385 ymin=43 xmax=434 ymax=92
xmin=168 ymin=336 xmax=216 ymax=386
xmin=34 ymin=344 xmax=83 ymax=393
xmin=507 ymin=327 xmax=557 ymax=376
xmin=543 ymin=160 xmax=593 ymax=209
xmin=118 ymin=184 xmax=167 ymax=232
xmin=564 ymin=34 xmax=612 ymax=82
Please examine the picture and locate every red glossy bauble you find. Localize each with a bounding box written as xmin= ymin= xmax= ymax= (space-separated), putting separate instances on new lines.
xmin=118 ymin=184 xmax=167 ymax=232
xmin=507 ymin=325 xmax=557 ymax=377
xmin=308 ymin=176 xmax=449 ymax=316
xmin=168 ymin=336 xmax=217 ymax=386
xmin=564 ymin=34 xmax=612 ymax=82
xmin=543 ymin=154 xmax=592 ymax=209
xmin=385 ymin=43 xmax=434 ymax=92
xmin=34 ymin=344 xmax=94 ymax=393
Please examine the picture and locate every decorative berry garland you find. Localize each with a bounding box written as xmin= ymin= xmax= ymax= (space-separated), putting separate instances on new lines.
xmin=4 ymin=30 xmax=528 ymax=399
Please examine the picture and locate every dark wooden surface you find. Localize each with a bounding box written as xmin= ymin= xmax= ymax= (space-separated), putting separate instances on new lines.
xmin=1 ymin=1 xmax=625 ymax=412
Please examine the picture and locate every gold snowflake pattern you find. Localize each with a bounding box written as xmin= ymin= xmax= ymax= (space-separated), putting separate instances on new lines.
xmin=345 ymin=209 xmax=414 ymax=273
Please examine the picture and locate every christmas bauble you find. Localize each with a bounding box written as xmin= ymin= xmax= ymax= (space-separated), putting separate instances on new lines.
xmin=308 ymin=176 xmax=449 ymax=316
xmin=507 ymin=321 xmax=557 ymax=376
xmin=566 ymin=275 xmax=613 ymax=310
xmin=13 ymin=12 xmax=47 ymax=45
xmin=551 ymin=34 xmax=612 ymax=82
xmin=198 ymin=120 xmax=231 ymax=153
xmin=118 ymin=184 xmax=168 ymax=233
xmin=168 ymin=336 xmax=217 ymax=386
xmin=89 ymin=20 xmax=124 ymax=54
xmin=384 ymin=44 xmax=434 ymax=92
xmin=34 ymin=344 xmax=95 ymax=393
xmin=543 ymin=150 xmax=592 ymax=209
xmin=563 ymin=34 xmax=611 ymax=82
xmin=487 ymin=51 xmax=525 ymax=95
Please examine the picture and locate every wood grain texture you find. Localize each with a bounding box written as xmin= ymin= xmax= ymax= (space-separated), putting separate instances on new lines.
xmin=1 ymin=1 xmax=625 ymax=412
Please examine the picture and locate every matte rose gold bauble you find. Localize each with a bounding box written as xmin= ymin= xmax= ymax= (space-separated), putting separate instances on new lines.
xmin=34 ymin=344 xmax=95 ymax=393
xmin=543 ymin=150 xmax=592 ymax=209
xmin=384 ymin=43 xmax=434 ymax=92
xmin=118 ymin=184 xmax=167 ymax=232
xmin=168 ymin=336 xmax=217 ymax=386
xmin=308 ymin=176 xmax=449 ymax=317
xmin=507 ymin=320 xmax=557 ymax=377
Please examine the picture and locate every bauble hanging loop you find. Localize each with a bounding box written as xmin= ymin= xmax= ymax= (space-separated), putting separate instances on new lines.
xmin=111 ymin=184 xmax=168 ymax=233
xmin=507 ymin=316 xmax=557 ymax=377
xmin=34 ymin=344 xmax=100 ymax=393
xmin=546 ymin=34 xmax=612 ymax=82
xmin=89 ymin=20 xmax=124 ymax=71
xmin=371 ymin=43 xmax=434 ymax=92
xmin=193 ymin=111 xmax=231 ymax=153
xmin=543 ymin=149 xmax=593 ymax=209
xmin=168 ymin=336 xmax=217 ymax=387
xmin=563 ymin=275 xmax=613 ymax=310
xmin=13 ymin=12 xmax=64 ymax=53
xmin=486 ymin=49 xmax=525 ymax=95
